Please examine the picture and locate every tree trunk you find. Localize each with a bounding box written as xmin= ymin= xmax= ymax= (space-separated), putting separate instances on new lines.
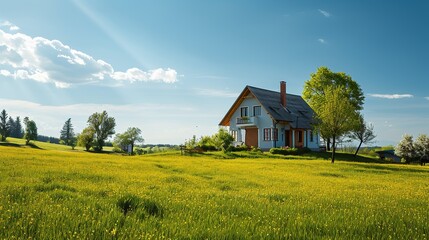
xmin=131 ymin=143 xmax=134 ymax=155
xmin=331 ymin=135 xmax=336 ymax=163
xmin=354 ymin=141 xmax=363 ymax=157
xmin=96 ymin=140 xmax=103 ymax=152
xmin=326 ymin=138 xmax=331 ymax=151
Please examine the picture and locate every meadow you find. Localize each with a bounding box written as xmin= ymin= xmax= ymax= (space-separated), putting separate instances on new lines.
xmin=0 ymin=139 xmax=428 ymax=239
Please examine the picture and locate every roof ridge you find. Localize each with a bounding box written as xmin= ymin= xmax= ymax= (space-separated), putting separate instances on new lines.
xmin=247 ymin=85 xmax=302 ymax=97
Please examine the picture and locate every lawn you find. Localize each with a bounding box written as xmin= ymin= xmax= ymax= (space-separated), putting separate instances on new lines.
xmin=0 ymin=141 xmax=428 ymax=239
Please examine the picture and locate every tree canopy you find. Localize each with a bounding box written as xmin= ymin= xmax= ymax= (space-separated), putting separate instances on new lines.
xmin=303 ymin=66 xmax=365 ymax=154
xmin=23 ymin=117 xmax=38 ymax=145
xmin=303 ymin=66 xmax=365 ymax=111
xmin=60 ymin=118 xmax=75 ymax=147
xmin=0 ymin=109 xmax=10 ymax=141
xmin=87 ymin=111 xmax=116 ymax=151
xmin=114 ymin=127 xmax=144 ymax=154
xmin=395 ymin=134 xmax=429 ymax=165
xmin=77 ymin=127 xmax=95 ymax=151
xmin=313 ymin=86 xmax=360 ymax=163
xmin=8 ymin=116 xmax=23 ymax=138
xmin=414 ymin=134 xmax=429 ymax=163
xmin=395 ymin=134 xmax=416 ymax=163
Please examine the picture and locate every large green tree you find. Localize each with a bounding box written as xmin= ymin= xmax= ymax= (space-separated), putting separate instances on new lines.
xmin=87 ymin=111 xmax=116 ymax=151
xmin=60 ymin=118 xmax=75 ymax=147
xmin=349 ymin=114 xmax=376 ymax=156
xmin=114 ymin=127 xmax=144 ymax=154
xmin=23 ymin=117 xmax=38 ymax=145
xmin=314 ymin=86 xmax=360 ymax=163
xmin=303 ymin=66 xmax=365 ymax=150
xmin=77 ymin=127 xmax=95 ymax=151
xmin=0 ymin=109 xmax=10 ymax=141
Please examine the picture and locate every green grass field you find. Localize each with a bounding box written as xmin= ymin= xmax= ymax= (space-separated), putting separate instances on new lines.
xmin=0 ymin=139 xmax=428 ymax=239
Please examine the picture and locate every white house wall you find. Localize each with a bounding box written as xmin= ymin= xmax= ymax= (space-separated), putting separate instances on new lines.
xmin=229 ymin=94 xmax=276 ymax=149
xmin=306 ymin=131 xmax=320 ymax=150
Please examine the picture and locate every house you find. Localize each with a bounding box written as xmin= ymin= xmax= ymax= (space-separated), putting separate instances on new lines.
xmin=219 ymin=81 xmax=320 ymax=151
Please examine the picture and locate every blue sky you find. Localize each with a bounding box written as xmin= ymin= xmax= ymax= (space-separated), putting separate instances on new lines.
xmin=0 ymin=0 xmax=428 ymax=145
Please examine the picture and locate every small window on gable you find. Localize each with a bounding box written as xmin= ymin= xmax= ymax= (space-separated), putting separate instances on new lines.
xmin=253 ymin=106 xmax=261 ymax=116
xmin=240 ymin=107 xmax=248 ymax=117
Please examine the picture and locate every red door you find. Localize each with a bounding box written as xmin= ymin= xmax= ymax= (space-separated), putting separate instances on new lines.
xmin=245 ymin=128 xmax=258 ymax=147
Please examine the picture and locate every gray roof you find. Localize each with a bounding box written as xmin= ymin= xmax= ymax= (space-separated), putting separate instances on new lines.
xmin=247 ymin=86 xmax=314 ymax=129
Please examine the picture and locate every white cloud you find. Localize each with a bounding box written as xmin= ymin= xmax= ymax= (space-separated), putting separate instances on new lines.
xmin=194 ymin=88 xmax=238 ymax=98
xmin=112 ymin=67 xmax=177 ymax=83
xmin=368 ymin=94 xmax=414 ymax=99
xmin=425 ymin=97 xmax=429 ymax=100
xmin=318 ymin=9 xmax=331 ymax=18
xmin=0 ymin=20 xmax=20 ymax=31
xmin=0 ymin=27 xmax=178 ymax=88
xmin=9 ymin=25 xmax=20 ymax=31
xmin=318 ymin=38 xmax=326 ymax=44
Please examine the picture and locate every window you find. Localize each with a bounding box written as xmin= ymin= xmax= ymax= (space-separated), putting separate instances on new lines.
xmin=272 ymin=128 xmax=278 ymax=141
xmin=240 ymin=107 xmax=248 ymax=117
xmin=264 ymin=128 xmax=278 ymax=141
xmin=264 ymin=128 xmax=271 ymax=141
xmin=253 ymin=106 xmax=261 ymax=116
xmin=310 ymin=131 xmax=314 ymax=142
xmin=231 ymin=130 xmax=237 ymax=141
xmin=298 ymin=131 xmax=303 ymax=142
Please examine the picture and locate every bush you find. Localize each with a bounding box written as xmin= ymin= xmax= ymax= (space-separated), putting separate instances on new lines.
xmin=134 ymin=148 xmax=145 ymax=155
xmin=198 ymin=136 xmax=216 ymax=151
xmin=112 ymin=146 xmax=125 ymax=153
xmin=200 ymin=144 xmax=217 ymax=151
xmin=227 ymin=145 xmax=249 ymax=152
xmin=269 ymin=147 xmax=311 ymax=155
xmin=212 ymin=129 xmax=234 ymax=151
xmin=250 ymin=146 xmax=262 ymax=153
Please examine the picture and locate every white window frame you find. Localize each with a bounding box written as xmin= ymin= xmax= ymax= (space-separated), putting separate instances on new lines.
xmin=253 ymin=105 xmax=261 ymax=116
xmin=240 ymin=107 xmax=249 ymax=117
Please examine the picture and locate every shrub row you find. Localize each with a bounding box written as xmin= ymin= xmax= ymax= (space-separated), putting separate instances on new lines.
xmin=269 ymin=147 xmax=311 ymax=155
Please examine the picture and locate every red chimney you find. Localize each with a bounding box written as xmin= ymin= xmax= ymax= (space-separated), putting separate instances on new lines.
xmin=280 ymin=81 xmax=286 ymax=107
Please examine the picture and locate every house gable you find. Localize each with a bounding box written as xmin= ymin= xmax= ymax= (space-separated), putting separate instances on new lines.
xmin=219 ymin=86 xmax=275 ymax=126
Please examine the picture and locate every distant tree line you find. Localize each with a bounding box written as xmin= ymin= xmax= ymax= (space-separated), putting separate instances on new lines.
xmin=1 ymin=109 xmax=38 ymax=145
xmin=38 ymin=135 xmax=60 ymax=144
xmin=1 ymin=109 xmax=148 ymax=153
